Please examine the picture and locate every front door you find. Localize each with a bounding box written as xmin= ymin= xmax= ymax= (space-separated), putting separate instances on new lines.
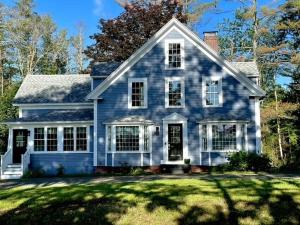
xmin=13 ymin=129 xmax=28 ymax=164
xmin=168 ymin=124 xmax=183 ymax=161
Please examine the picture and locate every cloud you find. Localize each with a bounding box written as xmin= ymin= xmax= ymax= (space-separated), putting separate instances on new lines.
xmin=93 ymin=0 xmax=104 ymax=16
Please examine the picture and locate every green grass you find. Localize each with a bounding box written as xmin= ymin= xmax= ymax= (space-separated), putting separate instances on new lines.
xmin=0 ymin=177 xmax=300 ymax=225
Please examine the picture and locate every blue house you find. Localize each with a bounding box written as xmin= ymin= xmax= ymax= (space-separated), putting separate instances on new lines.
xmin=0 ymin=18 xmax=265 ymax=179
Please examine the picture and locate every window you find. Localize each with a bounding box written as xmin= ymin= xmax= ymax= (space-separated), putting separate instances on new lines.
xmin=64 ymin=128 xmax=74 ymax=151
xmin=116 ymin=126 xmax=139 ymax=151
xmin=200 ymin=123 xmax=247 ymax=152
xmin=106 ymin=125 xmax=112 ymax=152
xmin=34 ymin=128 xmax=44 ymax=151
xmin=76 ymin=127 xmax=87 ymax=151
xmin=212 ymin=124 xmax=236 ymax=151
xmin=128 ymin=78 xmax=147 ymax=109
xmin=203 ymin=78 xmax=222 ymax=107
xmin=165 ymin=40 xmax=184 ymax=69
xmin=165 ymin=78 xmax=185 ymax=108
xmin=47 ymin=128 xmax=57 ymax=151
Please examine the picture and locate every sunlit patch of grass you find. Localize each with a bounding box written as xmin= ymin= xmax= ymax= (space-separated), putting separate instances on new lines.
xmin=0 ymin=177 xmax=299 ymax=225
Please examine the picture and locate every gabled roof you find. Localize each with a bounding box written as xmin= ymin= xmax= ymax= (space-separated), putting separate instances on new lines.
xmin=87 ymin=18 xmax=265 ymax=99
xmin=14 ymin=74 xmax=91 ymax=104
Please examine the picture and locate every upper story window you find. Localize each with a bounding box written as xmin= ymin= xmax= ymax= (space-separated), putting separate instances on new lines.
xmin=165 ymin=39 xmax=184 ymax=69
xmin=202 ymin=77 xmax=222 ymax=107
xmin=128 ymin=78 xmax=148 ymax=109
xmin=165 ymin=77 xmax=185 ymax=108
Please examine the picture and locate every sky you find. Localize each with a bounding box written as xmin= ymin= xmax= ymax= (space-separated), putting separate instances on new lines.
xmin=3 ymin=0 xmax=289 ymax=85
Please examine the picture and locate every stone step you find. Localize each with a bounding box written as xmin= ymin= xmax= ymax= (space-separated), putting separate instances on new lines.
xmin=1 ymin=173 xmax=22 ymax=180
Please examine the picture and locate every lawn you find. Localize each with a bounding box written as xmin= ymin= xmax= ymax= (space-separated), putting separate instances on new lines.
xmin=0 ymin=177 xmax=300 ymax=225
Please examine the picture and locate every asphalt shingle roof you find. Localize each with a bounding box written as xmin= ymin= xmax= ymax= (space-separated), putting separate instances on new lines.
xmin=230 ymin=62 xmax=260 ymax=77
xmin=13 ymin=75 xmax=91 ymax=104
xmin=7 ymin=109 xmax=93 ymax=123
xmin=91 ymin=62 xmax=123 ymax=77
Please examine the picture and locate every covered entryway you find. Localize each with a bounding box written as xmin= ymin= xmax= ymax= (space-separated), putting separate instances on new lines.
xmin=12 ymin=129 xmax=28 ymax=164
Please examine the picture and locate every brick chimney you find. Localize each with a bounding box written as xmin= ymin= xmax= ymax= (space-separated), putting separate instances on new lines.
xmin=203 ymin=31 xmax=219 ymax=53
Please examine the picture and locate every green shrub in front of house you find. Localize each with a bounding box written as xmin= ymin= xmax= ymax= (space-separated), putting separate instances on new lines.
xmin=226 ymin=151 xmax=271 ymax=172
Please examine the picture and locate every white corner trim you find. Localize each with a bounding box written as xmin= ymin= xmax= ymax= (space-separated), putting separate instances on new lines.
xmin=164 ymin=39 xmax=185 ymax=70
xmin=128 ymin=78 xmax=148 ymax=109
xmin=93 ymin=99 xmax=98 ymax=166
xmin=255 ymin=98 xmax=262 ymax=154
xmin=87 ymin=18 xmax=265 ymax=100
xmin=165 ymin=77 xmax=185 ymax=108
xmin=162 ymin=113 xmax=188 ymax=164
xmin=19 ymin=108 xmax=23 ymax=118
xmin=202 ymin=76 xmax=223 ymax=108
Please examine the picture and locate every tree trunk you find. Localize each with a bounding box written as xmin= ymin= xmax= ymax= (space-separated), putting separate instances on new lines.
xmin=274 ymin=77 xmax=284 ymax=160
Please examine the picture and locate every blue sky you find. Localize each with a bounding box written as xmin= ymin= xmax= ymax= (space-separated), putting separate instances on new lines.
xmin=3 ymin=0 xmax=289 ymax=85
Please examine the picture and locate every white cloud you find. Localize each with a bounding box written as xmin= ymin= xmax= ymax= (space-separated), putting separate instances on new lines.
xmin=93 ymin=0 xmax=104 ymax=16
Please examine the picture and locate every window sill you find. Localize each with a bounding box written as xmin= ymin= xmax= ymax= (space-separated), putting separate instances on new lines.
xmin=166 ymin=105 xmax=185 ymax=109
xmin=164 ymin=66 xmax=185 ymax=70
xmin=203 ymin=105 xmax=223 ymax=108
xmin=200 ymin=150 xmax=239 ymax=153
xmin=31 ymin=151 xmax=91 ymax=154
xmin=107 ymin=151 xmax=151 ymax=154
xmin=128 ymin=106 xmax=148 ymax=109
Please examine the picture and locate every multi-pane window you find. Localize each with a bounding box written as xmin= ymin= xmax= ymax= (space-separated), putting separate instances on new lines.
xmin=241 ymin=124 xmax=246 ymax=150
xmin=64 ymin=128 xmax=74 ymax=151
xmin=34 ymin=128 xmax=44 ymax=151
xmin=204 ymin=79 xmax=221 ymax=106
xmin=132 ymin=82 xmax=145 ymax=107
xmin=47 ymin=128 xmax=57 ymax=151
xmin=212 ymin=124 xmax=236 ymax=151
xmin=169 ymin=81 xmax=182 ymax=106
xmin=116 ymin=126 xmax=139 ymax=151
xmin=107 ymin=126 xmax=112 ymax=152
xmin=166 ymin=78 xmax=184 ymax=107
xmin=167 ymin=42 xmax=182 ymax=69
xmin=129 ymin=78 xmax=147 ymax=109
xmin=76 ymin=127 xmax=87 ymax=151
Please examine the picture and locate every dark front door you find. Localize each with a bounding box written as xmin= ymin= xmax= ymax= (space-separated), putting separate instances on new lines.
xmin=13 ymin=129 xmax=28 ymax=164
xmin=168 ymin=124 xmax=183 ymax=161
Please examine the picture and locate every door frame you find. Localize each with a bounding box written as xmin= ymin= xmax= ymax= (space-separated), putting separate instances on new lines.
xmin=162 ymin=113 xmax=188 ymax=164
xmin=12 ymin=129 xmax=28 ymax=164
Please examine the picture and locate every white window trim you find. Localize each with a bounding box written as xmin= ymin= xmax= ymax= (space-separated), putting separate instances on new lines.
xmin=164 ymin=39 xmax=185 ymax=70
xmin=128 ymin=78 xmax=148 ymax=109
xmin=202 ymin=76 xmax=223 ymax=108
xmin=165 ymin=77 xmax=185 ymax=108
xmin=31 ymin=125 xmax=90 ymax=154
xmin=199 ymin=122 xmax=248 ymax=153
xmin=106 ymin=124 xmax=152 ymax=154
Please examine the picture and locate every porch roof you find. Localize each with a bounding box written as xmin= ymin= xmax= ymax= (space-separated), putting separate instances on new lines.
xmin=4 ymin=109 xmax=93 ymax=125
xmin=103 ymin=116 xmax=154 ymax=125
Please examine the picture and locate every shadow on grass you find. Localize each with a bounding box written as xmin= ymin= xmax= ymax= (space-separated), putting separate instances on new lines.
xmin=0 ymin=178 xmax=300 ymax=225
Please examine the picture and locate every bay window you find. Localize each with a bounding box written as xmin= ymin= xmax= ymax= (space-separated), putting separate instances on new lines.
xmin=200 ymin=123 xmax=247 ymax=151
xmin=106 ymin=125 xmax=151 ymax=152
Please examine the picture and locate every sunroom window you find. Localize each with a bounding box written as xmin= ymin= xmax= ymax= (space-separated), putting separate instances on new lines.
xmin=34 ymin=128 xmax=44 ymax=151
xmin=47 ymin=128 xmax=57 ymax=151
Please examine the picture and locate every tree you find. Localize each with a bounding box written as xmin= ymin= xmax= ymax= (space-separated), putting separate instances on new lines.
xmin=85 ymin=0 xmax=187 ymax=64
xmin=3 ymin=0 xmax=70 ymax=76
xmin=71 ymin=23 xmax=87 ymax=73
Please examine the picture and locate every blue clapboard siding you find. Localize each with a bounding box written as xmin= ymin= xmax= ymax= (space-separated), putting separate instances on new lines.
xmin=96 ymin=28 xmax=258 ymax=166
xmin=30 ymin=153 xmax=93 ymax=175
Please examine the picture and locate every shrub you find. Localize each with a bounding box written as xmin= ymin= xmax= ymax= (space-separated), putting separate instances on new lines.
xmin=226 ymin=151 xmax=271 ymax=172
xmin=23 ymin=167 xmax=45 ymax=178
xmin=129 ymin=167 xmax=145 ymax=176
xmin=56 ymin=164 xmax=65 ymax=176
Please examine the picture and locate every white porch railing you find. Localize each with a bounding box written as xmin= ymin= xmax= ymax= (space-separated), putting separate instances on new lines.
xmin=1 ymin=149 xmax=12 ymax=176
xmin=21 ymin=149 xmax=30 ymax=175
